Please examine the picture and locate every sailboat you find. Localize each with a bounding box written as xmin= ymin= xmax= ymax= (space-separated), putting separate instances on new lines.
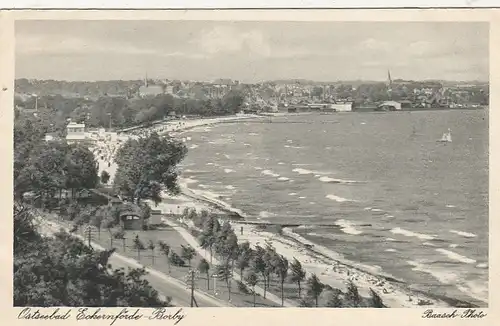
xmin=437 ymin=128 xmax=452 ymax=143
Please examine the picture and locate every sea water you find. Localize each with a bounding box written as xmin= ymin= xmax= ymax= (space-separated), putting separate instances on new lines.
xmin=179 ymin=110 xmax=488 ymax=306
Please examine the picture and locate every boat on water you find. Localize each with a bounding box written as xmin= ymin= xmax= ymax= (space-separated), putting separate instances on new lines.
xmin=437 ymin=128 xmax=452 ymax=143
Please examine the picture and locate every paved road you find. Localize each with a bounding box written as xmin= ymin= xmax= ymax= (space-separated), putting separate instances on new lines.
xmin=37 ymin=218 xmax=229 ymax=307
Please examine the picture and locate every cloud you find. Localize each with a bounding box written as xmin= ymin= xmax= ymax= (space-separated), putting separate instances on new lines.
xmin=193 ymin=26 xmax=271 ymax=57
xmin=16 ymin=34 xmax=204 ymax=59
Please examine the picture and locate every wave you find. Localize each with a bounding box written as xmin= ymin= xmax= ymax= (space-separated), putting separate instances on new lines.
xmin=189 ymin=144 xmax=199 ymax=149
xmin=292 ymin=163 xmax=313 ymax=166
xmin=476 ymin=263 xmax=488 ymax=269
xmin=225 ymin=185 xmax=236 ymax=190
xmin=318 ymin=176 xmax=361 ymax=184
xmin=326 ymin=194 xmax=354 ymax=202
xmin=446 ymin=205 xmax=456 ymax=208
xmin=407 ymin=260 xmax=460 ymax=285
xmin=449 ymin=243 xmax=459 ymax=248
xmin=423 ymin=242 xmax=436 ymax=247
xmin=299 ymin=196 xmax=306 ymax=199
xmin=224 ymin=154 xmax=231 ymax=159
xmin=335 ymin=219 xmax=363 ymax=235
xmin=277 ymin=177 xmax=290 ymax=181
xmin=284 ymin=145 xmax=303 ymax=149
xmin=385 ymin=248 xmax=398 ymax=252
xmin=243 ymin=143 xmax=251 ymax=147
xmin=289 ymin=193 xmax=297 ymax=196
xmin=261 ymin=170 xmax=280 ymax=177
xmin=249 ymin=133 xmax=259 ymax=136
xmin=278 ymin=162 xmax=285 ymax=165
xmin=259 ymin=211 xmax=277 ymax=218
xmin=435 ymin=248 xmax=476 ymax=264
xmin=224 ymin=168 xmax=234 ymax=173
xmin=450 ymin=230 xmax=477 ymax=238
xmin=309 ymin=202 xmax=316 ymax=205
xmin=254 ymin=167 xmax=262 ymax=170
xmin=390 ymin=227 xmax=435 ymax=240
xmin=181 ymin=177 xmax=198 ymax=185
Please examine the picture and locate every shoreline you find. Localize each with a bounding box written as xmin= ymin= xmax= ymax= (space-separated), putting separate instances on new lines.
xmin=109 ymin=113 xmax=483 ymax=308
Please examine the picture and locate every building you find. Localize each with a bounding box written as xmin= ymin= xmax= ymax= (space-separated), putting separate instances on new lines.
xmin=149 ymin=209 xmax=164 ymax=225
xmin=139 ymin=77 xmax=164 ymax=98
xmin=66 ymin=121 xmax=87 ymax=144
xmin=377 ymin=101 xmax=402 ymax=111
xmin=119 ymin=204 xmax=143 ymax=230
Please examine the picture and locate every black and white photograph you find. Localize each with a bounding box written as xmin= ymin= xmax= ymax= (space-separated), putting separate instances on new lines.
xmin=12 ymin=18 xmax=489 ymax=309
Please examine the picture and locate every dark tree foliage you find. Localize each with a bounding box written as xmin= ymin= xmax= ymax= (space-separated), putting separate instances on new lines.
xmin=13 ymin=204 xmax=171 ymax=307
xmin=113 ymin=132 xmax=187 ymax=204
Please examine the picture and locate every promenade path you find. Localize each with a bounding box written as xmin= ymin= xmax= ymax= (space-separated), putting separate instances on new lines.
xmin=36 ymin=217 xmax=231 ymax=308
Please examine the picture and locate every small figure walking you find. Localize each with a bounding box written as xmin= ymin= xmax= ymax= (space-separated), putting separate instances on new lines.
xmin=240 ymin=226 xmax=243 ymax=235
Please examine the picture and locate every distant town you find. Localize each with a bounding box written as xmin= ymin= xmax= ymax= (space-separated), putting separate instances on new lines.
xmin=13 ymin=73 xmax=489 ymax=145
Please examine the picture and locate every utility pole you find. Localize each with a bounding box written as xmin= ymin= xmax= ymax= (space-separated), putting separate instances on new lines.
xmin=185 ymin=269 xmax=199 ymax=307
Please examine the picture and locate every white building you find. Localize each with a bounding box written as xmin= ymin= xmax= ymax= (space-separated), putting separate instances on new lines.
xmin=66 ymin=121 xmax=87 ymax=144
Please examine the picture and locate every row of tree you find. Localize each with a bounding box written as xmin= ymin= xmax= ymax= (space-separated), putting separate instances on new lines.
xmin=15 ymin=89 xmax=246 ymax=137
xmin=183 ymin=210 xmax=386 ymax=308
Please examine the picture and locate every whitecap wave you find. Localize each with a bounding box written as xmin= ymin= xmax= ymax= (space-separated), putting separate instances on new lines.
xmin=435 ymin=248 xmax=476 ymax=264
xmin=450 ymin=230 xmax=477 ymax=238
xmin=285 ymin=145 xmax=303 ymax=149
xmin=446 ymin=204 xmax=456 ymax=208
xmin=390 ymin=227 xmax=435 ymax=240
xmin=225 ymin=185 xmax=236 ymax=190
xmin=189 ymin=144 xmax=199 ymax=149
xmin=249 ymin=133 xmax=259 ymax=136
xmin=277 ymin=177 xmax=290 ymax=181
xmin=325 ymin=194 xmax=353 ymax=202
xmin=449 ymin=243 xmax=459 ymax=248
xmin=309 ymin=202 xmax=316 ymax=205
xmin=476 ymin=263 xmax=488 ymax=269
xmin=385 ymin=237 xmax=396 ymax=241
xmin=289 ymin=193 xmax=297 ymax=196
xmin=423 ymin=242 xmax=436 ymax=247
xmin=278 ymin=162 xmax=285 ymax=165
xmin=261 ymin=170 xmax=280 ymax=177
xmin=299 ymin=196 xmax=306 ymax=199
xmin=335 ymin=219 xmax=362 ymax=235
xmin=318 ymin=176 xmax=360 ymax=184
xmin=407 ymin=261 xmax=460 ymax=284
xmin=385 ymin=248 xmax=398 ymax=252
xmin=259 ymin=211 xmax=277 ymax=218
xmin=224 ymin=168 xmax=234 ymax=173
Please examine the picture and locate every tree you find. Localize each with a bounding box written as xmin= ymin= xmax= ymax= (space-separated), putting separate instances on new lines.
xmin=113 ymin=133 xmax=187 ymax=205
xmin=250 ymin=245 xmax=267 ymax=299
xmin=289 ymin=257 xmax=306 ymax=298
xmin=306 ymin=273 xmax=325 ymax=307
xmin=197 ymin=258 xmax=210 ymax=290
xmin=132 ymin=235 xmax=145 ymax=260
xmin=181 ymin=245 xmax=196 ymax=267
xmin=345 ymin=281 xmax=362 ymax=307
xmin=147 ymin=240 xmax=156 ymax=265
xmin=89 ymin=211 xmax=104 ymax=240
xmin=235 ymin=241 xmax=252 ymax=280
xmin=158 ymin=240 xmax=171 ymax=273
xmin=369 ymin=288 xmax=385 ymax=308
xmin=113 ymin=229 xmax=126 ymax=251
xmin=276 ymin=255 xmax=289 ymax=306
xmin=64 ymin=144 xmax=99 ymax=198
xmin=215 ymin=263 xmax=233 ymax=300
xmin=325 ymin=288 xmax=343 ymax=308
xmin=100 ymin=170 xmax=111 ymax=184
xmin=245 ymin=270 xmax=259 ymax=307
xmin=199 ymin=216 xmax=220 ymax=263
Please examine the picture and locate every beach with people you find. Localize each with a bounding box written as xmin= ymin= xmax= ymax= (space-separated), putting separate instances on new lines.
xmin=93 ymin=110 xmax=487 ymax=308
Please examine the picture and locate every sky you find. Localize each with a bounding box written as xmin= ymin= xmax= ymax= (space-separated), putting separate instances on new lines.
xmin=15 ymin=20 xmax=489 ymax=82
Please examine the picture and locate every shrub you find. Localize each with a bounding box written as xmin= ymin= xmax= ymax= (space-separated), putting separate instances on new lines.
xmin=169 ymin=252 xmax=185 ymax=267
xmin=237 ymin=281 xmax=251 ymax=294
